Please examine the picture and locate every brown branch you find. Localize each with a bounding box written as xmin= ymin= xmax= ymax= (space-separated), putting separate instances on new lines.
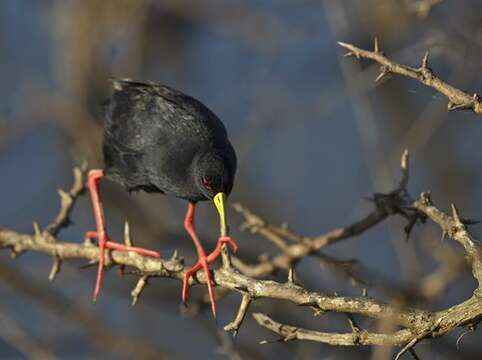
xmin=254 ymin=288 xmax=482 ymax=348
xmin=2 ymin=151 xmax=482 ymax=352
xmin=250 ymin=190 xmax=482 ymax=350
xmin=413 ymin=193 xmax=482 ymax=288
xmin=0 ymin=227 xmax=428 ymax=327
xmin=253 ymin=313 xmax=413 ymax=346
xmin=224 ymin=293 xmax=252 ymax=335
xmin=338 ymin=39 xmax=482 ymax=115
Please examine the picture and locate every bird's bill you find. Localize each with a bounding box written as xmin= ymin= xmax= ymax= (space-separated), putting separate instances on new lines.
xmin=213 ymin=192 xmax=228 ymax=236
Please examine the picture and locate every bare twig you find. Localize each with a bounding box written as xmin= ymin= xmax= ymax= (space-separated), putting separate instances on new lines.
xmin=338 ymin=39 xmax=482 ymax=115
xmin=2 ymin=152 xmax=482 ymax=352
xmin=131 ymin=275 xmax=149 ymax=306
xmin=44 ymin=164 xmax=87 ymax=237
xmin=48 ymin=256 xmax=62 ymax=281
xmin=224 ymin=293 xmax=252 ymax=335
xmin=254 ymin=313 xmax=413 ymax=346
xmin=413 ymin=193 xmax=482 ymax=288
xmin=232 ymin=150 xmax=412 ymax=276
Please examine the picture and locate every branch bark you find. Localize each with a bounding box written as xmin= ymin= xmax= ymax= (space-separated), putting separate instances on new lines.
xmin=338 ymin=39 xmax=482 ymax=115
xmin=1 ymin=152 xmax=482 ymax=354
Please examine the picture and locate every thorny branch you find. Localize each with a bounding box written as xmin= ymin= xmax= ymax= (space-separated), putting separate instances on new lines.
xmin=1 ymin=151 xmax=482 ymax=356
xmin=338 ymin=38 xmax=482 ymax=115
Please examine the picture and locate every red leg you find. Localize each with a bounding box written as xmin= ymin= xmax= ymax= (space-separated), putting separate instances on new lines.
xmin=86 ymin=169 xmax=160 ymax=302
xmin=181 ymin=202 xmax=218 ymax=317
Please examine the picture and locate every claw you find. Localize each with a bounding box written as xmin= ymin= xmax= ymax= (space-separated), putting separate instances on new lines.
xmin=207 ymin=236 xmax=239 ymax=263
xmin=88 ymin=231 xmax=160 ymax=301
xmin=181 ymin=202 xmax=239 ymax=319
xmin=182 ymin=257 xmax=216 ymax=317
xmin=218 ymin=236 xmax=239 ymax=252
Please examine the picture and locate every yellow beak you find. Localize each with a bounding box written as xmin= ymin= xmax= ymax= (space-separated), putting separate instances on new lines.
xmin=213 ymin=192 xmax=228 ymax=236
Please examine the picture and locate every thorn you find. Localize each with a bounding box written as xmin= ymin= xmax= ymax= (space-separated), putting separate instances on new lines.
xmin=124 ymin=221 xmax=132 ymax=247
xmin=170 ymin=249 xmax=180 ymax=262
xmin=401 ymin=149 xmax=409 ymax=171
xmin=456 ymin=324 xmax=476 ymax=350
xmin=48 ymin=257 xmax=61 ymax=281
xmin=441 ymin=230 xmax=447 ymax=242
xmin=395 ymin=338 xmax=418 ymax=360
xmin=57 ymin=188 xmax=69 ymax=200
xmin=451 ymin=204 xmax=462 ymax=224
xmin=375 ymin=67 xmax=389 ymax=82
xmin=422 ymin=51 xmax=430 ymax=69
xmin=287 ymin=267 xmax=296 ymax=284
xmin=461 ymin=218 xmax=480 ymax=225
xmin=33 ymin=222 xmax=41 ymax=238
xmin=374 ymin=37 xmax=379 ymax=53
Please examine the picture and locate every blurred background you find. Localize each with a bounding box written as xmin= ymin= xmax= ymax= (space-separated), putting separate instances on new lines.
xmin=1 ymin=0 xmax=482 ymax=359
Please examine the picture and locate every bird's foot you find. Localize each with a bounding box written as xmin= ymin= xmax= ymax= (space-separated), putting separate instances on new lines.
xmin=181 ymin=236 xmax=238 ymax=318
xmin=85 ymin=231 xmax=160 ymax=301
xmin=182 ymin=256 xmax=217 ymax=317
xmin=207 ymin=236 xmax=239 ymax=262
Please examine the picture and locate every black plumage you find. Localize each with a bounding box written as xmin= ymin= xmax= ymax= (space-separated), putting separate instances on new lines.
xmin=86 ymin=78 xmax=238 ymax=317
xmin=102 ymin=79 xmax=237 ymax=201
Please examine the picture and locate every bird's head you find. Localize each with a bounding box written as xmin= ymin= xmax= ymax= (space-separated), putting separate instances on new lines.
xmin=194 ymin=150 xmax=236 ymax=236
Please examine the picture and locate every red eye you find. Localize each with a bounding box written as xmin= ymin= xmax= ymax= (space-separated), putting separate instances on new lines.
xmin=202 ymin=177 xmax=212 ymax=190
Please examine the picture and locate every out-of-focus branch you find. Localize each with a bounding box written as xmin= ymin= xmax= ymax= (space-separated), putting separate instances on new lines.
xmin=251 ymin=191 xmax=482 ymax=353
xmin=0 ymin=305 xmax=56 ymax=360
xmin=2 ymin=151 xmax=482 ymax=354
xmin=407 ymin=0 xmax=445 ymax=19
xmin=0 ymin=262 xmax=165 ymax=359
xmin=232 ymin=150 xmax=412 ymax=278
xmin=413 ymin=193 xmax=482 ymax=288
xmin=338 ymin=39 xmax=482 ymax=115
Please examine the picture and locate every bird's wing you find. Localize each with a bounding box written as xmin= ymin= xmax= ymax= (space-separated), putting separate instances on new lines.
xmin=104 ymin=79 xmax=228 ymax=152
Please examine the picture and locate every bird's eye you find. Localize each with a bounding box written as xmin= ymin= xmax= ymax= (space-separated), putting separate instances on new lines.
xmin=202 ymin=176 xmax=212 ymax=190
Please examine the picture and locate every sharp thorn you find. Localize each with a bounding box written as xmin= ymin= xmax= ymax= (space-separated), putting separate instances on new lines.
xmin=375 ymin=69 xmax=389 ymax=82
xmin=422 ymin=51 xmax=429 ymax=69
xmin=441 ymin=231 xmax=447 ymax=242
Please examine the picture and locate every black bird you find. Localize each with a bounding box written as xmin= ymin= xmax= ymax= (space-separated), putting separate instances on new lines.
xmin=86 ymin=79 xmax=238 ymax=317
